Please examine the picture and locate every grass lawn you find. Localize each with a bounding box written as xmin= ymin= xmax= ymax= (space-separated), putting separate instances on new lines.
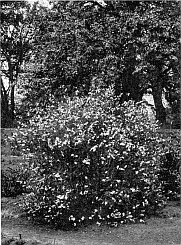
xmin=1 ymin=196 xmax=181 ymax=245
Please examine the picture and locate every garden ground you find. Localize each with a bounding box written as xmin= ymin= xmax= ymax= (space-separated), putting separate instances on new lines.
xmin=1 ymin=128 xmax=181 ymax=245
xmin=1 ymin=196 xmax=181 ymax=245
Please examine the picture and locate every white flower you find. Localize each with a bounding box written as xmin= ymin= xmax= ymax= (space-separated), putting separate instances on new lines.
xmin=81 ymin=216 xmax=85 ymax=221
xmin=55 ymin=173 xmax=60 ymax=178
xmin=82 ymin=158 xmax=90 ymax=165
xmin=57 ymin=195 xmax=64 ymax=200
xmin=69 ymin=215 xmax=76 ymax=221
xmin=91 ymin=145 xmax=98 ymax=152
xmin=54 ymin=137 xmax=60 ymax=145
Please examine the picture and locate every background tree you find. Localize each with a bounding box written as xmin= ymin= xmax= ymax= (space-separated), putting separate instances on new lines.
xmin=0 ymin=1 xmax=34 ymax=127
xmin=9 ymin=0 xmax=180 ymax=127
xmin=132 ymin=1 xmax=180 ymax=125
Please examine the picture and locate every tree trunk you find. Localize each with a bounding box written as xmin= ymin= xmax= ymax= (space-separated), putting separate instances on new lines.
xmin=8 ymin=61 xmax=15 ymax=127
xmin=10 ymin=85 xmax=15 ymax=125
xmin=1 ymin=78 xmax=10 ymax=127
xmin=152 ymin=82 xmax=166 ymax=125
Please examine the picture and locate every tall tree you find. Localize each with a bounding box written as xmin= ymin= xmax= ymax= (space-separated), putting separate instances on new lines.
xmin=0 ymin=1 xmax=34 ymax=127
xmin=133 ymin=1 xmax=180 ymax=124
xmin=19 ymin=0 xmax=180 ymax=125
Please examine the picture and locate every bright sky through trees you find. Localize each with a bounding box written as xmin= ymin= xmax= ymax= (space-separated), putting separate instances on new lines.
xmin=27 ymin=0 xmax=52 ymax=8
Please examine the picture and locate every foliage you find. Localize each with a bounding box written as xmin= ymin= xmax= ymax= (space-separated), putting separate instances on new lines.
xmin=158 ymin=130 xmax=180 ymax=201
xmin=0 ymin=1 xmax=179 ymax=126
xmin=1 ymin=167 xmax=28 ymax=197
xmin=1 ymin=128 xmax=30 ymax=197
xmin=19 ymin=1 xmax=180 ymax=125
xmin=10 ymin=87 xmax=170 ymax=229
xmin=0 ymin=0 xmax=38 ymax=127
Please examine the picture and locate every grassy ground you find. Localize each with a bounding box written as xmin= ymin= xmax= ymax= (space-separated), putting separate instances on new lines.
xmin=1 ymin=196 xmax=181 ymax=245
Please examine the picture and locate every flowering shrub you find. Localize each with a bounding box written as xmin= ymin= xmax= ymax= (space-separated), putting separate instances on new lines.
xmin=10 ymin=87 xmax=169 ymax=228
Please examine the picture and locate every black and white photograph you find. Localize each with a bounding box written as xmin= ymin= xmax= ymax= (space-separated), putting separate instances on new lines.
xmin=1 ymin=0 xmax=181 ymax=244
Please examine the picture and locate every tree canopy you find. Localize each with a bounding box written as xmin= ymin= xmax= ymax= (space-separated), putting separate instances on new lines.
xmin=1 ymin=1 xmax=34 ymax=126
xmin=1 ymin=0 xmax=180 ymax=127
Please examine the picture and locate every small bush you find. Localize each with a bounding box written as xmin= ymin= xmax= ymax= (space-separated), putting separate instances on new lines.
xmin=1 ymin=166 xmax=30 ymax=197
xmin=10 ymin=87 xmax=168 ymax=228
